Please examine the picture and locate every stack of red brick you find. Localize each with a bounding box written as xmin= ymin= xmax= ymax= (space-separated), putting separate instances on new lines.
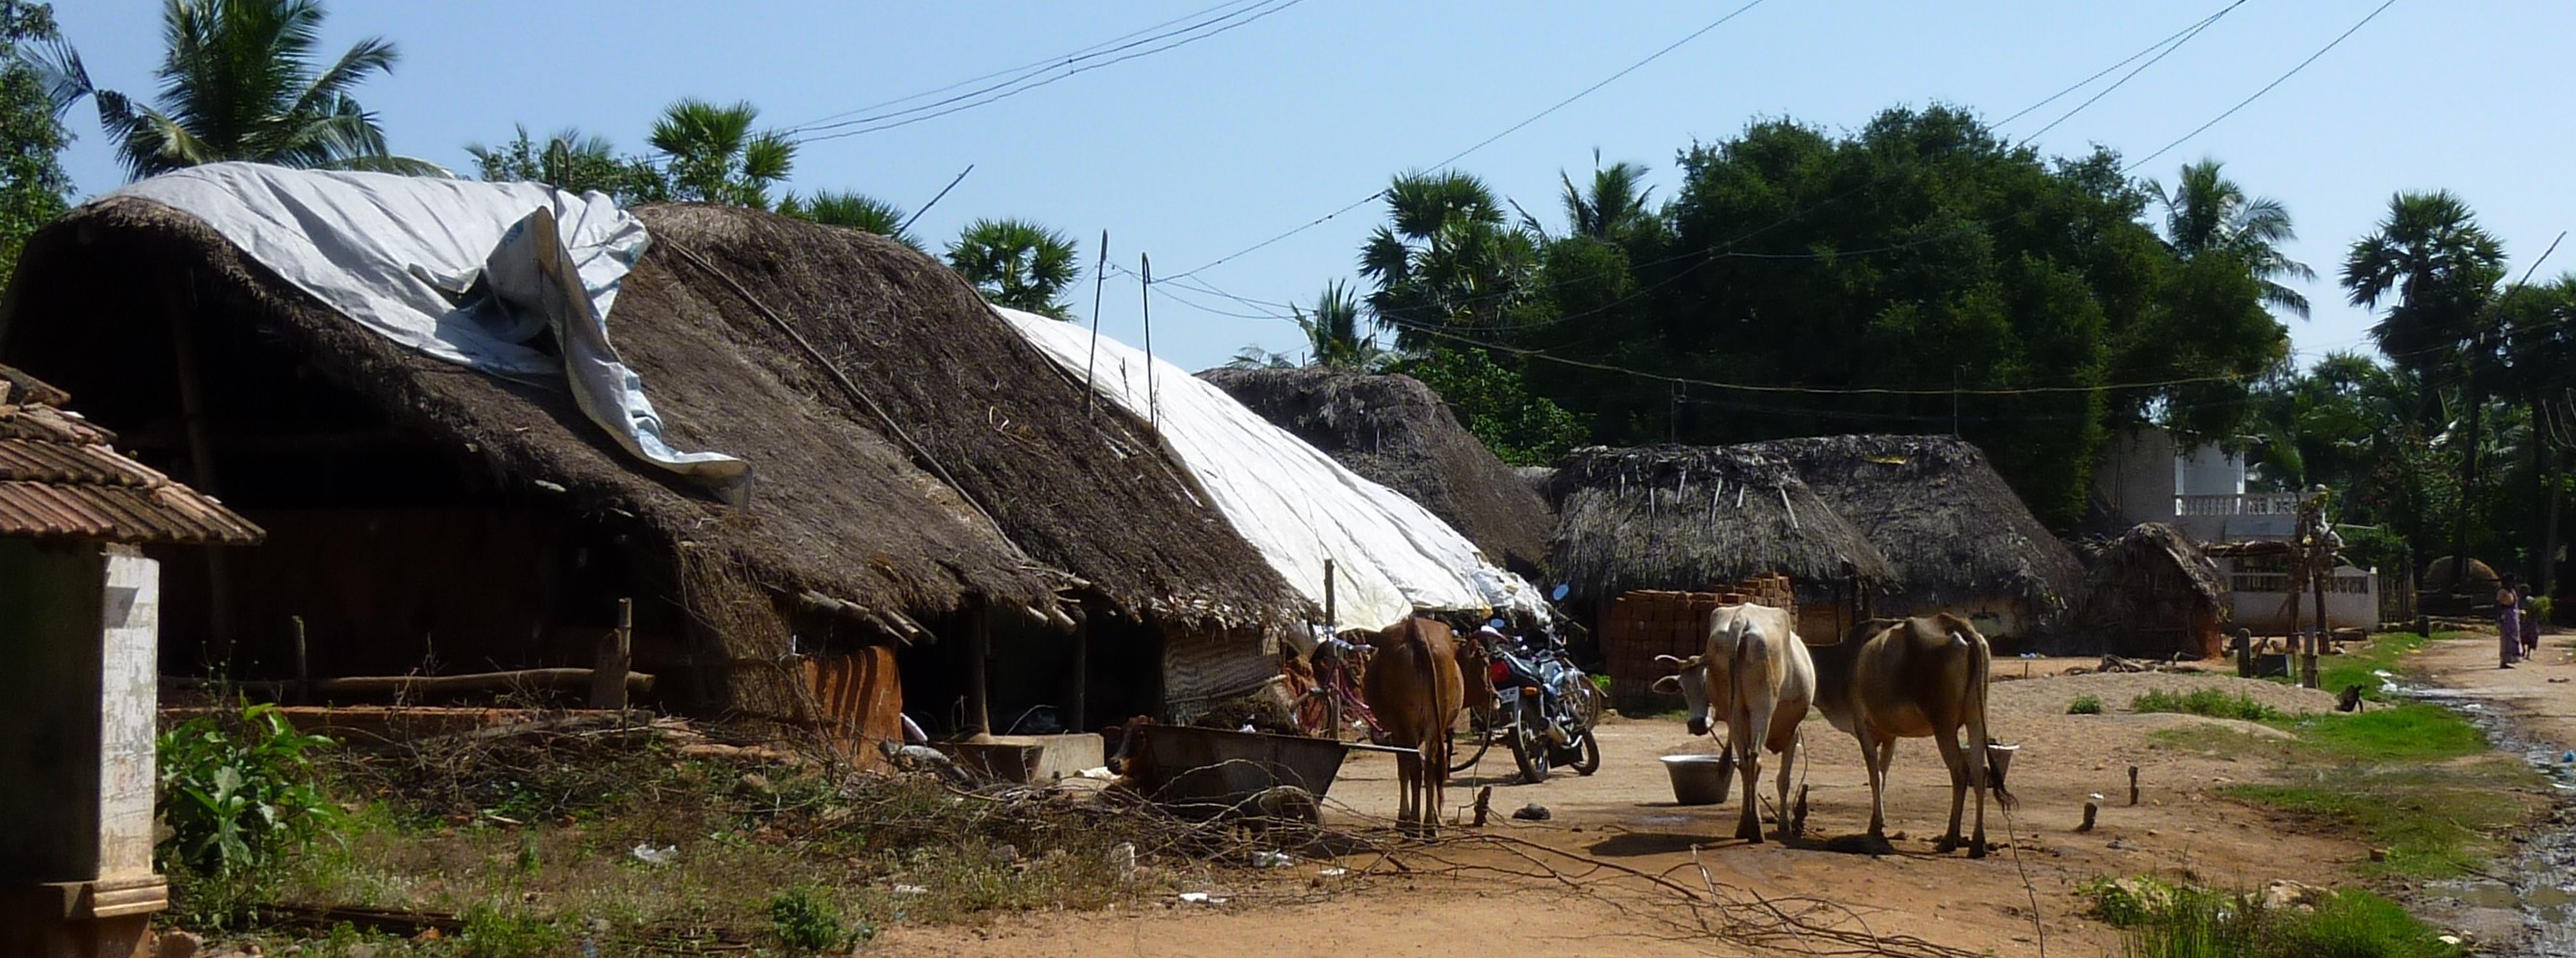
xmin=1599 ymin=574 xmax=1797 ymax=705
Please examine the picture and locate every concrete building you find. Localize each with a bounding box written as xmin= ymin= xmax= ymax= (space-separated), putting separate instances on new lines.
xmin=0 ymin=364 xmax=262 ymax=958
xmin=2093 ymin=427 xmax=2378 ymax=633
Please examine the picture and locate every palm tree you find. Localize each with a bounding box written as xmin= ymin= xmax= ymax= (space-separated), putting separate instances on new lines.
xmin=40 ymin=0 xmax=438 ymax=178
xmin=646 ymin=98 xmax=793 ymax=209
xmin=2342 ymin=190 xmax=2508 ymax=597
xmin=1292 ymin=279 xmax=1393 ymax=370
xmin=466 ymin=125 xmax=666 ymax=203
xmin=777 ymin=190 xmax=921 ymax=252
xmin=1359 ymin=171 xmax=1538 ymax=348
xmin=2151 ymin=159 xmax=2316 ymax=317
xmin=1557 ymin=150 xmax=1654 ymax=243
xmin=947 ymin=218 xmax=1079 ymax=318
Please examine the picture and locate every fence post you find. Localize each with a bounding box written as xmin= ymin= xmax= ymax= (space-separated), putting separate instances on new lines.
xmin=591 ymin=599 xmax=631 ymax=710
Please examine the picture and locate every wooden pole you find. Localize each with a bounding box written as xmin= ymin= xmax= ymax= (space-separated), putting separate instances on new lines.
xmin=964 ymin=606 xmax=992 ymax=738
xmin=1083 ymin=230 xmax=1108 ymax=421
xmin=591 ymin=599 xmax=632 ymax=709
xmin=1069 ymin=615 xmax=1088 ymax=734
xmin=168 ymin=277 xmax=237 ymax=668
xmin=2236 ymin=626 xmax=2253 ymax=679
xmin=291 ymin=616 xmax=309 ymax=704
xmin=1323 ymin=559 xmax=1337 ymax=630
xmin=1140 ymin=253 xmax=1157 ymax=432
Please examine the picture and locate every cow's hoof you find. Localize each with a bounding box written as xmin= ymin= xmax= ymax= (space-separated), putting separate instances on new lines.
xmin=1736 ymin=823 xmax=1765 ymax=843
xmin=1934 ymin=837 xmax=1960 ymax=853
xmin=1969 ymin=843 xmax=1989 ymax=860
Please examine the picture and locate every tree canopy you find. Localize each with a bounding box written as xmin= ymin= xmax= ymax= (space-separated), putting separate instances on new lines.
xmin=0 ymin=0 xmax=70 ymax=278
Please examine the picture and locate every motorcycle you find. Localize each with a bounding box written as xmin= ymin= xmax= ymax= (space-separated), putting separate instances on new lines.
xmin=1478 ymin=621 xmax=1602 ymax=784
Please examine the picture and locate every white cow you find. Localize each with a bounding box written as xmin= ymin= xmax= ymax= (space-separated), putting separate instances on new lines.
xmin=1652 ymin=603 xmax=1812 ymax=843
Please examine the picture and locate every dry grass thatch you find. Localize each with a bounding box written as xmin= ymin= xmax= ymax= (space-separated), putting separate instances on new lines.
xmin=2065 ymin=522 xmax=2228 ymax=657
xmin=2 ymin=198 xmax=1308 ymax=714
xmin=1543 ymin=444 xmax=1894 ymax=602
xmin=1744 ymin=435 xmax=2086 ymax=615
xmin=1198 ymin=366 xmax=1553 ymax=573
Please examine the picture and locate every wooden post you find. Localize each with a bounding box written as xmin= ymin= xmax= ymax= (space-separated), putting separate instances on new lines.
xmin=963 ymin=605 xmax=992 ymax=738
xmin=1068 ymin=616 xmax=1088 ymax=734
xmin=167 ymin=279 xmax=237 ymax=667
xmin=2236 ymin=626 xmax=2253 ymax=679
xmin=1323 ymin=559 xmax=1336 ymax=630
xmin=2127 ymin=765 xmax=2140 ymax=806
xmin=2301 ymin=631 xmax=2321 ymax=690
xmin=291 ymin=616 xmax=309 ymax=705
xmin=1139 ymin=253 xmax=1157 ymax=432
xmin=591 ymin=599 xmax=631 ymax=710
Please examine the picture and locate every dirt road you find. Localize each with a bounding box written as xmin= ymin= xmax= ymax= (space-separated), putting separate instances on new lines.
xmin=884 ymin=665 xmax=2376 ymax=957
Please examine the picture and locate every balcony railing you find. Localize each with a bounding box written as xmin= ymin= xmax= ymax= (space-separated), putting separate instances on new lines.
xmin=2175 ymin=492 xmax=2302 ymax=518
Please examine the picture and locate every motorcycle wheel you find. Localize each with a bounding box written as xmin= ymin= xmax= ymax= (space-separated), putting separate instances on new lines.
xmin=1566 ymin=729 xmax=1602 ymax=776
xmin=1448 ymin=705 xmax=1492 ymax=773
xmin=1509 ymin=698 xmax=1552 ymax=784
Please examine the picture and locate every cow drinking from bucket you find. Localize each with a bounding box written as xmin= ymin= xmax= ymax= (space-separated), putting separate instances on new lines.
xmin=1811 ymin=615 xmax=2015 ymax=857
xmin=1360 ymin=617 xmax=1464 ymax=837
xmin=1655 ymin=603 xmax=1812 ymax=844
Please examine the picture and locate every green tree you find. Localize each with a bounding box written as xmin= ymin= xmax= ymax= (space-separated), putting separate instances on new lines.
xmin=1399 ymin=347 xmax=1587 ymax=466
xmin=2343 ymin=190 xmax=2507 ymax=584
xmin=1553 ymin=150 xmax=1656 ymax=244
xmin=1295 ymin=279 xmax=1392 ymax=370
xmin=1358 ymin=170 xmax=1539 ymax=348
xmin=2150 ymin=158 xmax=2316 ymax=318
xmin=0 ymin=0 xmax=71 ymax=276
xmin=646 ymin=98 xmax=792 ymax=209
xmin=466 ymin=125 xmax=667 ymax=203
xmin=777 ymin=190 xmax=921 ymax=252
xmin=947 ymin=218 xmax=1078 ymax=318
xmin=40 ymin=0 xmax=436 ymax=178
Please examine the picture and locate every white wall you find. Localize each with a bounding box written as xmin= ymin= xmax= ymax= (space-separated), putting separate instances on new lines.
xmin=2094 ymin=428 xmax=2180 ymax=527
xmin=2219 ymin=557 xmax=2379 ymax=632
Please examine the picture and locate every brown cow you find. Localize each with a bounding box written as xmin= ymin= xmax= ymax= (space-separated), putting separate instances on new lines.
xmin=1811 ymin=614 xmax=2013 ymax=857
xmin=1360 ymin=616 xmax=1465 ymax=837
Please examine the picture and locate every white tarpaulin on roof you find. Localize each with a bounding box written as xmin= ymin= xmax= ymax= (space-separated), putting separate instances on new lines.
xmin=109 ymin=163 xmax=745 ymax=492
xmin=995 ymin=306 xmax=1545 ymax=634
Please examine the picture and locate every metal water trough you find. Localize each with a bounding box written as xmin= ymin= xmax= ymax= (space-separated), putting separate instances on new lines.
xmin=1127 ymin=725 xmax=1390 ymax=818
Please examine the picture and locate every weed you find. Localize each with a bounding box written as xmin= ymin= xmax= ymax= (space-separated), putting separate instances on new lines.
xmin=2068 ymin=694 xmax=2105 ymax=715
xmin=2086 ymin=875 xmax=2460 ymax=958
xmin=2132 ymin=687 xmax=2279 ymax=721
xmin=2282 ymin=705 xmax=2486 ymax=762
xmin=769 ymin=884 xmax=852 ymax=953
xmin=159 ymin=700 xmax=341 ymax=928
xmin=2220 ymin=759 xmax=2534 ymax=879
xmin=457 ymin=903 xmax=571 ymax=958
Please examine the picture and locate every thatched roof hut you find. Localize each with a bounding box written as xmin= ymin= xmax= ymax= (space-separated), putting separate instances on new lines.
xmin=2066 ymin=523 xmax=2228 ymax=658
xmin=2 ymin=192 xmax=1307 ymax=729
xmin=1198 ymin=366 xmax=1554 ymax=575
xmin=1745 ymin=435 xmax=2086 ymax=639
xmin=1544 ymin=445 xmax=1895 ymax=605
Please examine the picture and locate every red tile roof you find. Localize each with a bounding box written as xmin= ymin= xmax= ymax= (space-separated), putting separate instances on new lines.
xmin=0 ymin=365 xmax=262 ymax=546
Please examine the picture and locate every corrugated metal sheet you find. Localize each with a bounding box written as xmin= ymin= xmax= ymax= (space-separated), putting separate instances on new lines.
xmin=0 ymin=365 xmax=262 ymax=546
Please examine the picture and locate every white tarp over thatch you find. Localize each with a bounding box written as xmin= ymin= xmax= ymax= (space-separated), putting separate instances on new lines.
xmin=996 ymin=306 xmax=1545 ymax=634
xmin=107 ymin=163 xmax=745 ymax=490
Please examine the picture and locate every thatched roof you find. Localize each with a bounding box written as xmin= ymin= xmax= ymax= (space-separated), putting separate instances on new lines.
xmin=1 ymin=198 xmax=1306 ymax=640
xmin=1544 ymin=445 xmax=1894 ymax=602
xmin=1199 ymin=366 xmax=1554 ymax=573
xmin=2066 ymin=522 xmax=2228 ymax=656
xmin=1745 ymin=435 xmax=2085 ymax=613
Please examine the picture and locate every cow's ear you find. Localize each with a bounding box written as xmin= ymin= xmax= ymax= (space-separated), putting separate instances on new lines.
xmin=1650 ymin=676 xmax=1680 ymax=694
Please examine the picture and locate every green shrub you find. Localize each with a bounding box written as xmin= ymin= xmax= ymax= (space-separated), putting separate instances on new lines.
xmin=158 ymin=701 xmax=340 ymax=924
xmin=2087 ymin=875 xmax=2461 ymax=958
xmin=769 ymin=884 xmax=851 ymax=953
xmin=2131 ymin=687 xmax=2278 ymax=722
xmin=2068 ymin=694 xmax=2105 ymax=715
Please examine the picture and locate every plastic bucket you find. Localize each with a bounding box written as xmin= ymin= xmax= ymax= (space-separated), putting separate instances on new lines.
xmin=1661 ymin=754 xmax=1735 ymax=806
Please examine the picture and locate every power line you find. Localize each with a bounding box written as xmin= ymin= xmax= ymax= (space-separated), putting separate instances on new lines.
xmin=2127 ymin=0 xmax=2401 ymax=170
xmin=784 ymin=0 xmax=1266 ymax=130
xmin=2017 ymin=2 xmax=2244 ymax=145
xmin=1154 ymin=0 xmax=1773 ymax=284
xmin=791 ymin=0 xmax=1306 ymax=145
xmin=1989 ymin=3 xmax=2246 ymax=129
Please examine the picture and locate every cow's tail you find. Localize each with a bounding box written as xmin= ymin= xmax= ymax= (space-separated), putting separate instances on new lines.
xmin=1729 ymin=623 xmax=1765 ymax=749
xmin=1407 ymin=619 xmax=1438 ymax=737
xmin=1945 ymin=615 xmax=2014 ymax=809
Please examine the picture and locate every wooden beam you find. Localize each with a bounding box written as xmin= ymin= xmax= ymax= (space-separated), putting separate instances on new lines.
xmin=167 ymin=276 xmax=237 ymax=665
xmin=963 ymin=605 xmax=992 ymax=738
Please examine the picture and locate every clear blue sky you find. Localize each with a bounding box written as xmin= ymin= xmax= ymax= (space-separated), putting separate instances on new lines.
xmin=49 ymin=1 xmax=2576 ymax=379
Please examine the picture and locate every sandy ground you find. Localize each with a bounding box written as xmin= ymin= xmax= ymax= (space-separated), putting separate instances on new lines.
xmin=2409 ymin=629 xmax=2576 ymax=752
xmin=882 ymin=660 xmax=2375 ymax=957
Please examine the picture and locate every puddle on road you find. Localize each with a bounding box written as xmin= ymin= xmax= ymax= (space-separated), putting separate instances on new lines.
xmin=2401 ymin=684 xmax=2576 ymax=956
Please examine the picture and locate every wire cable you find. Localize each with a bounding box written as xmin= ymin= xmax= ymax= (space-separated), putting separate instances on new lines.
xmin=2127 ymin=0 xmax=2401 ymax=170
